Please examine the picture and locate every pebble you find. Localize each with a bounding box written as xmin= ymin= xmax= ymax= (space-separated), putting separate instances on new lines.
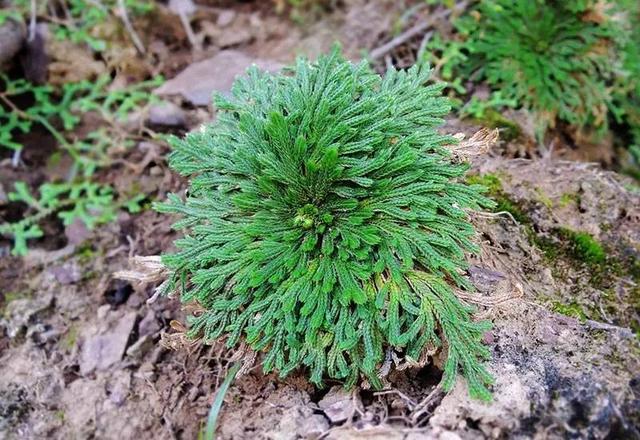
xmin=148 ymin=101 xmax=187 ymax=127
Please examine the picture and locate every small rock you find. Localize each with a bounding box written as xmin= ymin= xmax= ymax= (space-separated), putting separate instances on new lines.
xmin=49 ymin=261 xmax=82 ymax=285
xmin=155 ymin=50 xmax=282 ymax=106
xmin=64 ymin=218 xmax=91 ymax=246
xmin=318 ymin=386 xmax=356 ymax=424
xmin=22 ymin=23 xmax=48 ymax=84
xmin=126 ymin=292 xmax=144 ymax=308
xmin=482 ymin=331 xmax=495 ymax=345
xmin=168 ymin=0 xmax=196 ymax=15
xmin=148 ymin=101 xmax=186 ymax=127
xmin=468 ymin=265 xmax=506 ymax=292
xmin=97 ymin=304 xmax=111 ymax=321
xmin=216 ymin=10 xmax=236 ymax=28
xmin=0 ymin=18 xmax=25 ymax=68
xmin=138 ymin=309 xmax=161 ymax=337
xmin=471 ymin=84 xmax=491 ymax=101
xmin=300 ymin=414 xmax=329 ymax=439
xmin=541 ymin=267 xmax=554 ymax=285
xmin=216 ymin=26 xmax=252 ymax=48
xmin=107 ymin=372 xmax=131 ymax=407
xmin=126 ymin=334 xmax=154 ymax=360
xmin=30 ymin=324 xmax=62 ymax=345
xmin=0 ymin=385 xmax=31 ymax=432
xmin=80 ymin=311 xmax=137 ymax=374
xmin=268 ymin=404 xmax=328 ymax=440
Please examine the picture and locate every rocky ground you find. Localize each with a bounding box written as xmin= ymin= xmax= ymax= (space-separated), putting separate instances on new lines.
xmin=0 ymin=1 xmax=639 ymax=439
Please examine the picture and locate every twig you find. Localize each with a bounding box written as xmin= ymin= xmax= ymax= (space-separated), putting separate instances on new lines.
xmin=456 ymin=282 xmax=524 ymax=308
xmin=0 ymin=93 xmax=77 ymax=159
xmin=384 ymin=54 xmax=393 ymax=70
xmin=11 ymin=149 xmax=22 ymax=168
xmin=472 ymin=210 xmax=519 ymax=226
xmin=162 ymin=415 xmax=178 ymax=440
xmin=410 ymin=384 xmax=444 ymax=424
xmin=117 ymin=0 xmax=145 ymax=54
xmin=369 ymin=3 xmax=467 ymax=61
xmin=178 ymin=10 xmax=199 ymax=50
xmin=416 ymin=30 xmax=434 ymax=61
xmin=28 ymin=0 xmax=37 ymax=41
xmin=60 ymin=0 xmax=75 ymax=28
xmin=113 ymin=255 xmax=169 ymax=303
xmin=167 ymin=0 xmax=199 ymax=49
xmin=373 ymin=389 xmax=417 ymax=409
xmin=320 ymin=425 xmax=429 ymax=439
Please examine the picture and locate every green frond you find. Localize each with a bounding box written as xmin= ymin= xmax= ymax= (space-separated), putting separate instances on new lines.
xmin=463 ymin=0 xmax=620 ymax=137
xmin=159 ymin=46 xmax=494 ymax=400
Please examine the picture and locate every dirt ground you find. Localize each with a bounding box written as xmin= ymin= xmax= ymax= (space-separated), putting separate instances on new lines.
xmin=1 ymin=1 xmax=639 ymax=439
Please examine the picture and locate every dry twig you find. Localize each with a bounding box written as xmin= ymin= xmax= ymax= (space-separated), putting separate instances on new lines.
xmin=410 ymin=384 xmax=444 ymax=424
xmin=113 ymin=255 xmax=169 ymax=303
xmin=451 ymin=127 xmax=500 ymax=159
xmin=116 ymin=0 xmax=145 ymax=54
xmin=369 ymin=2 xmax=468 ymax=61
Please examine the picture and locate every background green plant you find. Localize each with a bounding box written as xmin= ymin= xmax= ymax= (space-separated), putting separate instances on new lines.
xmin=0 ymin=74 xmax=161 ymax=255
xmin=422 ymin=0 xmax=640 ymax=149
xmin=1 ymin=0 xmax=154 ymax=51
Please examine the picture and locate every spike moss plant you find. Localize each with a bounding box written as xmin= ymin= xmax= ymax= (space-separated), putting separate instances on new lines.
xmin=156 ymin=48 xmax=495 ymax=400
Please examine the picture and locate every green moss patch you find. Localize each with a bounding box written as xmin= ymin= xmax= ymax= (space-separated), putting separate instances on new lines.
xmin=467 ymin=173 xmax=639 ymax=335
xmin=551 ymin=300 xmax=588 ymax=321
xmin=466 ymin=173 xmax=529 ymax=224
xmin=558 ymin=229 xmax=606 ymax=265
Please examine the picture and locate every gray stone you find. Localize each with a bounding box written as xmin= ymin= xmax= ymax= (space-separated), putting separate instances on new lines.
xmin=148 ymin=101 xmax=186 ymax=127
xmin=317 ymin=386 xmax=355 ymax=423
xmin=468 ymin=265 xmax=505 ymax=292
xmin=106 ymin=371 xmax=131 ymax=407
xmin=79 ymin=311 xmax=137 ymax=374
xmin=48 ymin=261 xmax=82 ymax=285
xmin=154 ymin=50 xmax=282 ymax=106
xmin=138 ymin=309 xmax=161 ymax=337
xmin=216 ymin=26 xmax=252 ymax=48
xmin=126 ymin=334 xmax=154 ymax=360
xmin=0 ymin=18 xmax=25 ymax=68
xmin=168 ymin=0 xmax=196 ymax=15
xmin=3 ymin=293 xmax=54 ymax=339
xmin=299 ymin=414 xmax=329 ymax=439
xmin=216 ymin=10 xmax=236 ymax=28
xmin=64 ymin=218 xmax=91 ymax=246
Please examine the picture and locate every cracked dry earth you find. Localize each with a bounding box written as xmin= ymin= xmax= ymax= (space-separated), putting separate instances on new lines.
xmin=1 ymin=150 xmax=639 ymax=440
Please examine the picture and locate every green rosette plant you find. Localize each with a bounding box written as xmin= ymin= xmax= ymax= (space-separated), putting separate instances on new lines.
xmin=157 ymin=47 xmax=495 ymax=400
xmin=463 ymin=0 xmax=616 ymax=137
